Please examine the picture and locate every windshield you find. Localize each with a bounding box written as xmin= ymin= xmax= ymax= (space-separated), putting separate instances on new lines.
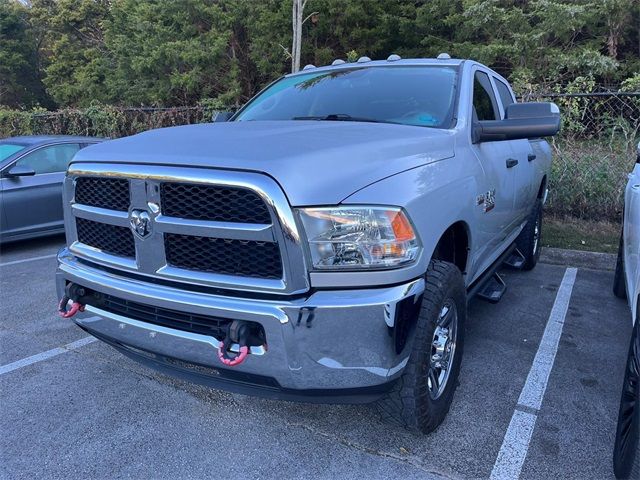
xmin=235 ymin=66 xmax=458 ymax=128
xmin=0 ymin=143 xmax=27 ymax=162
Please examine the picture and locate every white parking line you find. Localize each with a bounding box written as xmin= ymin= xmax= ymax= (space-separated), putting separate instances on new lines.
xmin=490 ymin=267 xmax=578 ymax=480
xmin=0 ymin=253 xmax=57 ymax=267
xmin=0 ymin=328 xmax=99 ymax=376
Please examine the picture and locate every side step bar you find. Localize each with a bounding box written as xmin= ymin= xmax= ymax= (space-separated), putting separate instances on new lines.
xmin=476 ymin=273 xmax=506 ymax=303
xmin=503 ymin=248 xmax=526 ymax=270
xmin=467 ymin=243 xmax=516 ymax=303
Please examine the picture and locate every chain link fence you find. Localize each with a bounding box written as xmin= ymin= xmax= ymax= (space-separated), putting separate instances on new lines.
xmin=1 ymin=92 xmax=639 ymax=221
xmin=520 ymin=92 xmax=640 ymax=221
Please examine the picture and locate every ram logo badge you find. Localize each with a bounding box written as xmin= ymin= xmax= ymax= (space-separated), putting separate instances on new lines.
xmin=130 ymin=209 xmax=152 ymax=239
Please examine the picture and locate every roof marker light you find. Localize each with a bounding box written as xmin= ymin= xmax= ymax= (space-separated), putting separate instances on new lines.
xmin=437 ymin=53 xmax=451 ymax=59
xmin=357 ymin=56 xmax=372 ymax=63
xmin=387 ymin=54 xmax=401 ymax=61
xmin=302 ymin=64 xmax=316 ymax=70
xmin=331 ymin=59 xmax=346 ymax=65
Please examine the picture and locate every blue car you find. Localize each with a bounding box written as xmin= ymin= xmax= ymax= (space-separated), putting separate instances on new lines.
xmin=0 ymin=135 xmax=104 ymax=242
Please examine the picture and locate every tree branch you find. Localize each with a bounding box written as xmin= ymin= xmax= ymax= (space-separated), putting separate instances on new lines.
xmin=302 ymin=11 xmax=319 ymax=25
xmin=278 ymin=44 xmax=292 ymax=59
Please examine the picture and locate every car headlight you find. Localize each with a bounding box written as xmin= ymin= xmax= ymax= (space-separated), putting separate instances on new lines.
xmin=297 ymin=206 xmax=421 ymax=270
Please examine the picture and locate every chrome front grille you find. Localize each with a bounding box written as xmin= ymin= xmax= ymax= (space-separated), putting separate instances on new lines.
xmin=64 ymin=163 xmax=309 ymax=295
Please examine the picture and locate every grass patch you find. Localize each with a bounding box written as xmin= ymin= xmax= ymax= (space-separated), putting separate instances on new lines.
xmin=542 ymin=214 xmax=620 ymax=253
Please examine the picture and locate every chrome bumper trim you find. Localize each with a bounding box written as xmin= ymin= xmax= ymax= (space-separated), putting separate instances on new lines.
xmin=57 ymin=249 xmax=424 ymax=391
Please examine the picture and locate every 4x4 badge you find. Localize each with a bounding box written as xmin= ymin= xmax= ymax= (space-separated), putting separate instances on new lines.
xmin=130 ymin=209 xmax=152 ymax=238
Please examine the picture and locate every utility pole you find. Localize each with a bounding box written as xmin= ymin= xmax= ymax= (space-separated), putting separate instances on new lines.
xmin=291 ymin=0 xmax=317 ymax=73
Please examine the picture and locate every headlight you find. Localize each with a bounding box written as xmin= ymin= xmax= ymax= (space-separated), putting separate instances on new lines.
xmin=297 ymin=206 xmax=421 ymax=270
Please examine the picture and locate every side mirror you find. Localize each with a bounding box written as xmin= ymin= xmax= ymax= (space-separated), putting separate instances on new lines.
xmin=212 ymin=111 xmax=235 ymax=123
xmin=4 ymin=165 xmax=36 ymax=178
xmin=473 ymin=102 xmax=561 ymax=143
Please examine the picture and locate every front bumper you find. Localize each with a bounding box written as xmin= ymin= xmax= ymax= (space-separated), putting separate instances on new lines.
xmin=56 ymin=248 xmax=425 ymax=402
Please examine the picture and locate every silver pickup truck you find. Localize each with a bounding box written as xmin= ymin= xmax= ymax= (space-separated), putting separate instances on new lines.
xmin=55 ymin=56 xmax=560 ymax=433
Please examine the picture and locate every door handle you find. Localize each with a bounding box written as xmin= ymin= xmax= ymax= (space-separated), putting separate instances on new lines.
xmin=506 ymin=158 xmax=519 ymax=168
xmin=528 ymin=153 xmax=536 ymax=162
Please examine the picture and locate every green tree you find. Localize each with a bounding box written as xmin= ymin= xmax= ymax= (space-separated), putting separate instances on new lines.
xmin=31 ymin=0 xmax=111 ymax=107
xmin=7 ymin=0 xmax=640 ymax=109
xmin=0 ymin=0 xmax=49 ymax=108
xmin=104 ymin=0 xmax=236 ymax=106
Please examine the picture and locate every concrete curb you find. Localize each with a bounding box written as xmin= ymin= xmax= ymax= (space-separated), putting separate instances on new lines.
xmin=539 ymin=247 xmax=616 ymax=271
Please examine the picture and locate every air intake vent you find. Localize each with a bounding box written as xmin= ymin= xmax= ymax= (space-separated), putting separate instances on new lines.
xmin=93 ymin=293 xmax=234 ymax=339
xmin=164 ymin=233 xmax=282 ymax=279
xmin=76 ymin=218 xmax=135 ymax=258
xmin=75 ymin=177 xmax=130 ymax=211
xmin=160 ymin=183 xmax=271 ymax=224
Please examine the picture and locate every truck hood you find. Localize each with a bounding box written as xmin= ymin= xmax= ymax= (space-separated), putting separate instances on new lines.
xmin=74 ymin=121 xmax=455 ymax=205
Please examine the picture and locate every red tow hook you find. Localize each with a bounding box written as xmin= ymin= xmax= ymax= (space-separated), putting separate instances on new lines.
xmin=217 ymin=344 xmax=249 ymax=367
xmin=217 ymin=321 xmax=250 ymax=367
xmin=58 ymin=295 xmax=85 ymax=318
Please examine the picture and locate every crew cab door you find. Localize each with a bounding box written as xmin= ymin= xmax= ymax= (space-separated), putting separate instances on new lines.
xmin=469 ymin=69 xmax=518 ymax=259
xmin=492 ymin=76 xmax=537 ymax=223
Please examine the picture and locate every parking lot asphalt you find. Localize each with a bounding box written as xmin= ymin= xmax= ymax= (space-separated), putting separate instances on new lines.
xmin=0 ymin=236 xmax=632 ymax=479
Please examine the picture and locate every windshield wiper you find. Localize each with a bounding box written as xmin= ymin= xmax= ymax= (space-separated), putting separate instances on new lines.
xmin=292 ymin=114 xmax=398 ymax=124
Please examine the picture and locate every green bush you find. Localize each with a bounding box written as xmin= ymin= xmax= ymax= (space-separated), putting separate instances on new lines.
xmin=0 ymin=104 xmax=207 ymax=139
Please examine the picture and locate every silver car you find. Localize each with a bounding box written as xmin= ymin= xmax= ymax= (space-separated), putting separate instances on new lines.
xmin=613 ymin=141 xmax=640 ymax=478
xmin=0 ymin=135 xmax=103 ymax=242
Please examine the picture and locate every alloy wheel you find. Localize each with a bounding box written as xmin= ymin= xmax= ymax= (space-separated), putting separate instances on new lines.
xmin=428 ymin=300 xmax=458 ymax=400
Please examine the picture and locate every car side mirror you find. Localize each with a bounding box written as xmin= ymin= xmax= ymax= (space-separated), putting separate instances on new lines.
xmin=212 ymin=111 xmax=235 ymax=123
xmin=4 ymin=165 xmax=36 ymax=178
xmin=473 ymin=102 xmax=561 ymax=143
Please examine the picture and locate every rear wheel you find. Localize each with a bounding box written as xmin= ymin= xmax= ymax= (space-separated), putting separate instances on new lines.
xmin=613 ymin=321 xmax=639 ymax=479
xmin=516 ymin=199 xmax=543 ymax=271
xmin=377 ymin=260 xmax=466 ymax=434
xmin=613 ymin=232 xmax=627 ymax=299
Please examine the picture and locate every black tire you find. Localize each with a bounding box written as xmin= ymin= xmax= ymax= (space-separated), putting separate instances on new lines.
xmin=614 ymin=232 xmax=627 ymax=299
xmin=613 ymin=321 xmax=640 ymax=479
xmin=377 ymin=260 xmax=466 ymax=434
xmin=516 ymin=198 xmax=543 ymax=271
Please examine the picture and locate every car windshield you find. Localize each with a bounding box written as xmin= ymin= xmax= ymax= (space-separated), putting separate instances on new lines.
xmin=235 ymin=66 xmax=458 ymax=128
xmin=0 ymin=143 xmax=27 ymax=162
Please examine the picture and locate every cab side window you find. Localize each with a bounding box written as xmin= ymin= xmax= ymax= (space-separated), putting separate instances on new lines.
xmin=16 ymin=143 xmax=81 ymax=174
xmin=494 ymin=78 xmax=515 ymax=119
xmin=472 ymin=71 xmax=499 ymax=121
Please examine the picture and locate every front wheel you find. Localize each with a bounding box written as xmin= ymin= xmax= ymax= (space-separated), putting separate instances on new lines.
xmin=377 ymin=260 xmax=466 ymax=434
